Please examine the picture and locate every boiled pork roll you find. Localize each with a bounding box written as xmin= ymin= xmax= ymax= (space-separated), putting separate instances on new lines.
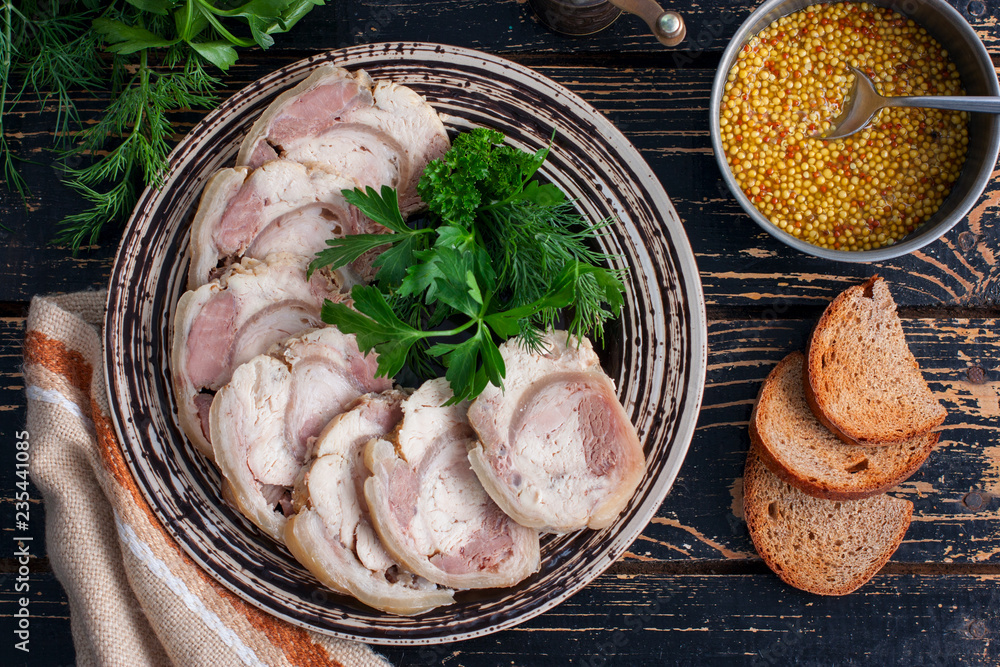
xmin=210 ymin=327 xmax=391 ymax=541
xmin=186 ymin=160 xmax=382 ymax=290
xmin=235 ymin=65 xmax=449 ymax=213
xmin=364 ymin=378 xmax=540 ymax=589
xmin=467 ymin=331 xmax=645 ymax=533
xmin=286 ymin=390 xmax=455 ymax=615
xmin=171 ymin=254 xmax=338 ymax=459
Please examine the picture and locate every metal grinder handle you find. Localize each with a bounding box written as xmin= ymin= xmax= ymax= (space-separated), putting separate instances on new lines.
xmin=607 ymin=0 xmax=685 ymax=46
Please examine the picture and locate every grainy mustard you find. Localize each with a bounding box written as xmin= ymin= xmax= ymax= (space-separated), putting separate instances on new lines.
xmin=720 ymin=2 xmax=969 ymax=251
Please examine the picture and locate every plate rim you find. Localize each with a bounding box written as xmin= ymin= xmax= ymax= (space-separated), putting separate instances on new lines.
xmin=104 ymin=41 xmax=708 ymax=645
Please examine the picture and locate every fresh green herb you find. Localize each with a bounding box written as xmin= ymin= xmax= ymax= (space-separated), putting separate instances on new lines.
xmin=416 ymin=128 xmax=553 ymax=226
xmin=315 ymin=128 xmax=626 ymax=403
xmin=479 ymin=198 xmax=624 ymax=342
xmin=309 ymin=185 xmax=434 ymax=289
xmin=0 ymin=0 xmax=323 ymax=250
xmin=1 ymin=1 xmax=105 ymax=204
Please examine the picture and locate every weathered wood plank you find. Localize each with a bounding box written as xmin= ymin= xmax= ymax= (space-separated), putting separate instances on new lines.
xmin=0 ymin=317 xmax=47 ymax=548
xmin=0 ymin=574 xmax=71 ymax=667
xmin=5 ymin=315 xmax=1000 ymax=565
xmin=189 ymin=0 xmax=1000 ymax=58
xmin=2 ymin=571 xmax=997 ymax=666
xmin=0 ymin=0 xmax=994 ymax=90
xmin=4 ymin=65 xmax=1000 ymax=306
xmin=302 ymin=0 xmax=745 ymax=57
xmin=640 ymin=317 xmax=1000 ymax=565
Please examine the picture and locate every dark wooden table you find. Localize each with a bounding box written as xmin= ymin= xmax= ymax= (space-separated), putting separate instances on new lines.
xmin=3 ymin=1 xmax=1000 ymax=664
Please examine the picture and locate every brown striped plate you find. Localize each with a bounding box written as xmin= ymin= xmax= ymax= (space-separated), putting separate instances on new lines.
xmin=104 ymin=43 xmax=707 ymax=644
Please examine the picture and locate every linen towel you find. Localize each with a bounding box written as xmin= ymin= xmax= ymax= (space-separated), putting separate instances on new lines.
xmin=23 ymin=290 xmax=391 ymax=667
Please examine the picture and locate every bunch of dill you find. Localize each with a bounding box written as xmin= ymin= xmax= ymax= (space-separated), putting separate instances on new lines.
xmin=0 ymin=0 xmax=323 ymax=250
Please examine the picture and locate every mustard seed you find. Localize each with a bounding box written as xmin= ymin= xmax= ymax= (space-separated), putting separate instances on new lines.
xmin=720 ymin=2 xmax=969 ymax=250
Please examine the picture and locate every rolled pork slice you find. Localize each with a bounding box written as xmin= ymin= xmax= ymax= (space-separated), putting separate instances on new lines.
xmin=210 ymin=328 xmax=392 ymax=542
xmin=236 ymin=66 xmax=375 ymax=168
xmin=467 ymin=331 xmax=645 ymax=534
xmin=364 ymin=378 xmax=540 ymax=589
xmin=285 ymin=390 xmax=455 ymax=615
xmin=186 ymin=160 xmax=385 ymax=290
xmin=235 ymin=65 xmax=450 ymax=214
xmin=171 ymin=255 xmax=337 ymax=459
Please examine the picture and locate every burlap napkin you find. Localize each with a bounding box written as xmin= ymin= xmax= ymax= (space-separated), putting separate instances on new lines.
xmin=24 ymin=291 xmax=392 ymax=667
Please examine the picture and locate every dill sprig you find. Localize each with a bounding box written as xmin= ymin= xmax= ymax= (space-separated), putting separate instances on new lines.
xmin=314 ymin=130 xmax=627 ymax=402
xmin=55 ymin=48 xmax=222 ymax=248
xmin=0 ymin=0 xmax=324 ymax=251
xmin=0 ymin=3 xmax=28 ymax=202
xmin=481 ymin=199 xmax=625 ymax=345
xmin=1 ymin=1 xmax=104 ymax=201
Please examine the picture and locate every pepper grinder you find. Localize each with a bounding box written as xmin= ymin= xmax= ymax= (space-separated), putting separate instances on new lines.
xmin=529 ymin=0 xmax=685 ymax=47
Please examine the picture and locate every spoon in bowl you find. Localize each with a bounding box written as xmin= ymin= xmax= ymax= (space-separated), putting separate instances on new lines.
xmin=820 ymin=66 xmax=1000 ymax=140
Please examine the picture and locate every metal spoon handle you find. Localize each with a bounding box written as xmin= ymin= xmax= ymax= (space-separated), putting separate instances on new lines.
xmin=884 ymin=96 xmax=1000 ymax=114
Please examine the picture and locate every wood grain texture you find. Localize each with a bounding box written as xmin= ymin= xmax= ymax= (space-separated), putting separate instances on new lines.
xmin=645 ymin=318 xmax=1000 ymax=565
xmin=0 ymin=316 xmax=46 ymax=548
xmin=2 ymin=571 xmax=998 ymax=666
xmin=0 ymin=575 xmax=71 ymax=667
xmin=5 ymin=317 xmax=1000 ymax=566
xmin=4 ymin=64 xmax=1000 ymax=307
xmin=150 ymin=0 xmax=1000 ymax=58
xmin=3 ymin=0 xmax=1000 ymax=659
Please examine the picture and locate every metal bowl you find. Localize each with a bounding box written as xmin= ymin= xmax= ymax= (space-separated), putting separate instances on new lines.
xmin=709 ymin=0 xmax=1000 ymax=261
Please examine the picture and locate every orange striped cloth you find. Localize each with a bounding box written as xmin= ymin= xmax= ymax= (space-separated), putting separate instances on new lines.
xmin=24 ymin=291 xmax=391 ymax=667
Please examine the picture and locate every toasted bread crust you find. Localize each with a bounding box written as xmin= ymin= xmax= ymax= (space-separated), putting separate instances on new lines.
xmin=743 ymin=446 xmax=913 ymax=596
xmin=804 ymin=275 xmax=946 ymax=445
xmin=752 ymin=421 xmax=938 ymax=500
xmin=752 ymin=352 xmax=940 ymax=500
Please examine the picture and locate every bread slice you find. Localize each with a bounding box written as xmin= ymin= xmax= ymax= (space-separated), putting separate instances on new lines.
xmin=751 ymin=352 xmax=939 ymax=500
xmin=804 ymin=275 xmax=946 ymax=445
xmin=743 ymin=446 xmax=912 ymax=595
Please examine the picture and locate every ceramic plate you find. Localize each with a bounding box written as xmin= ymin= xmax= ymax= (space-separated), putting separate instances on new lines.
xmin=105 ymin=43 xmax=707 ymax=644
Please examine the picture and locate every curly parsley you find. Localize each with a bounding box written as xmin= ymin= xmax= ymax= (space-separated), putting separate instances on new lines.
xmin=314 ymin=129 xmax=626 ymax=403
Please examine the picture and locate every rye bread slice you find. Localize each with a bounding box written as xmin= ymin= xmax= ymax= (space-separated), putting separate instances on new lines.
xmin=743 ymin=446 xmax=912 ymax=596
xmin=751 ymin=352 xmax=939 ymax=500
xmin=804 ymin=275 xmax=946 ymax=445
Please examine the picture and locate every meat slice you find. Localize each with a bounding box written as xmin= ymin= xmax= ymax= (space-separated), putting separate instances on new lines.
xmin=185 ymin=168 xmax=248 ymax=289
xmin=285 ymin=390 xmax=455 ymax=615
xmin=210 ymin=328 xmax=392 ymax=542
xmin=364 ymin=378 xmax=540 ymax=589
xmin=187 ymin=160 xmax=381 ymax=290
xmin=237 ymin=66 xmax=375 ymax=168
xmin=467 ymin=331 xmax=645 ymax=533
xmin=235 ymin=65 xmax=450 ymax=214
xmin=172 ymin=255 xmax=337 ymax=459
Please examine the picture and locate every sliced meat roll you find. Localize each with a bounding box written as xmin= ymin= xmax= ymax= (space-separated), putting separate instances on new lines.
xmin=235 ymin=65 xmax=449 ymax=213
xmin=187 ymin=160 xmax=381 ymax=290
xmin=365 ymin=378 xmax=540 ymax=589
xmin=172 ymin=255 xmax=336 ymax=458
xmin=285 ymin=390 xmax=455 ymax=615
xmin=237 ymin=66 xmax=374 ymax=169
xmin=210 ymin=328 xmax=392 ymax=541
xmin=467 ymin=331 xmax=645 ymax=533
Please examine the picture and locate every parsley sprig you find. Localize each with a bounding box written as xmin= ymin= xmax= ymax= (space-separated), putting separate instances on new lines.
xmin=315 ymin=129 xmax=626 ymax=403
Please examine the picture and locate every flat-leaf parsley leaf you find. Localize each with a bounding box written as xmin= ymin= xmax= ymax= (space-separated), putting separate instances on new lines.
xmin=316 ymin=128 xmax=626 ymax=401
